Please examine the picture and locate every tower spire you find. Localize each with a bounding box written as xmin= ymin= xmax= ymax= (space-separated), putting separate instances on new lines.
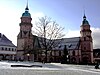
xmin=82 ymin=10 xmax=89 ymax=25
xmin=25 ymin=0 xmax=29 ymax=10
xmin=83 ymin=9 xmax=86 ymax=19
xmin=22 ymin=0 xmax=31 ymax=17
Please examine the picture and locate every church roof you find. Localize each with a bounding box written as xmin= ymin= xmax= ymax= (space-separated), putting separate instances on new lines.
xmin=53 ymin=37 xmax=80 ymax=50
xmin=32 ymin=35 xmax=80 ymax=51
xmin=0 ymin=33 xmax=16 ymax=47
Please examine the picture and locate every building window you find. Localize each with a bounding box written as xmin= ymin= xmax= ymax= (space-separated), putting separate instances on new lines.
xmin=28 ymin=45 xmax=29 ymax=48
xmin=9 ymin=48 xmax=10 ymax=51
xmin=52 ymin=51 xmax=54 ymax=56
xmin=84 ymin=37 xmax=86 ymax=41
xmin=2 ymin=47 xmax=4 ymax=50
xmin=72 ymin=51 xmax=75 ymax=56
xmin=12 ymin=48 xmax=14 ymax=51
xmin=59 ymin=51 xmax=61 ymax=56
xmin=5 ymin=48 xmax=7 ymax=50
xmin=84 ymin=47 xmax=86 ymax=50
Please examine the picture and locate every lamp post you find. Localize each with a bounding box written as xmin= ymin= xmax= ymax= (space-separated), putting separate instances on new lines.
xmin=27 ymin=54 xmax=30 ymax=61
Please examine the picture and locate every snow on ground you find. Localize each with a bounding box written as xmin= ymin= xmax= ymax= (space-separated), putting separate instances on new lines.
xmin=0 ymin=61 xmax=63 ymax=70
xmin=0 ymin=61 xmax=100 ymax=75
xmin=0 ymin=61 xmax=100 ymax=72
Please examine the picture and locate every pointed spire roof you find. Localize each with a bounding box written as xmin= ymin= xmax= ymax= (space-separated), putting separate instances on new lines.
xmin=82 ymin=13 xmax=89 ymax=25
xmin=22 ymin=0 xmax=31 ymax=17
xmin=25 ymin=0 xmax=29 ymax=10
xmin=83 ymin=14 xmax=86 ymax=19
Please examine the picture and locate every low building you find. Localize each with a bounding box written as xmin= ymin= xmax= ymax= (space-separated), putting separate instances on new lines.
xmin=93 ymin=49 xmax=100 ymax=63
xmin=0 ymin=33 xmax=16 ymax=60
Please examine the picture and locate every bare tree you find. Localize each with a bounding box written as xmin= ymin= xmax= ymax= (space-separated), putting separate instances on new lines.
xmin=34 ymin=16 xmax=65 ymax=62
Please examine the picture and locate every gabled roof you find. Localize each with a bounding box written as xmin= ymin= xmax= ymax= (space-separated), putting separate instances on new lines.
xmin=53 ymin=37 xmax=80 ymax=50
xmin=0 ymin=33 xmax=16 ymax=47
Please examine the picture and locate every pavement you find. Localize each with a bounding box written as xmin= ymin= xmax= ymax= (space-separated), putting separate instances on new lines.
xmin=0 ymin=61 xmax=100 ymax=75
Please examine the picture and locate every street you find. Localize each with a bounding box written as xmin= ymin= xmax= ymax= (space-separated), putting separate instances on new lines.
xmin=0 ymin=61 xmax=100 ymax=75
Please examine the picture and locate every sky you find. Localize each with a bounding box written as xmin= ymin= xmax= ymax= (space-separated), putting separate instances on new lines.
xmin=0 ymin=0 xmax=100 ymax=49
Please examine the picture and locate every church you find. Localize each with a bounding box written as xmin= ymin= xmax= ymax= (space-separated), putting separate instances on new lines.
xmin=17 ymin=4 xmax=93 ymax=64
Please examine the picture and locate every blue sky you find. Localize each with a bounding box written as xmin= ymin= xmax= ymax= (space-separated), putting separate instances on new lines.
xmin=0 ymin=0 xmax=100 ymax=48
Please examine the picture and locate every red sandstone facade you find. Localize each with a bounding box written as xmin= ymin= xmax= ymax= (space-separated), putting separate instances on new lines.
xmin=80 ymin=15 xmax=93 ymax=63
xmin=17 ymin=5 xmax=34 ymax=61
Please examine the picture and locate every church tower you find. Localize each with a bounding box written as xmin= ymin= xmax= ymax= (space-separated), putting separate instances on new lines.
xmin=17 ymin=2 xmax=33 ymax=61
xmin=80 ymin=14 xmax=93 ymax=64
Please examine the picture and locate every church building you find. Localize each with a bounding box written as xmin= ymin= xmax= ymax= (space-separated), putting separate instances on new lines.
xmin=17 ymin=4 xmax=93 ymax=64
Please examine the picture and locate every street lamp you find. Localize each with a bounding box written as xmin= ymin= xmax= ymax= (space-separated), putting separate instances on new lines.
xmin=27 ymin=54 xmax=30 ymax=61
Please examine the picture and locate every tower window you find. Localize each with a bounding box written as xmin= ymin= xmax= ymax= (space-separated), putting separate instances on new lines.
xmin=84 ymin=37 xmax=86 ymax=41
xmin=20 ymin=31 xmax=22 ymax=38
xmin=84 ymin=47 xmax=86 ymax=50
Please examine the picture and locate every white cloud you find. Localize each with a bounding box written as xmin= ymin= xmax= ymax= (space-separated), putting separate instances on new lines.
xmin=64 ymin=29 xmax=80 ymax=38
xmin=91 ymin=27 xmax=100 ymax=49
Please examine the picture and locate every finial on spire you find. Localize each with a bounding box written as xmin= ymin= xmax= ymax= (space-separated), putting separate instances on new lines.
xmin=83 ymin=9 xmax=86 ymax=19
xmin=25 ymin=0 xmax=29 ymax=10
xmin=82 ymin=10 xmax=89 ymax=25
xmin=22 ymin=0 xmax=31 ymax=17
